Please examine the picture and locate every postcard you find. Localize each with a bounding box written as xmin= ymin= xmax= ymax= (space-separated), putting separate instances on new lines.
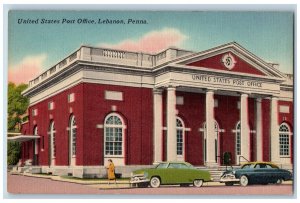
xmin=6 ymin=8 xmax=294 ymax=197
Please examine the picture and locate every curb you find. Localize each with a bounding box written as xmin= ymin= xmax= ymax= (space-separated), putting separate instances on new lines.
xmin=12 ymin=172 xmax=293 ymax=189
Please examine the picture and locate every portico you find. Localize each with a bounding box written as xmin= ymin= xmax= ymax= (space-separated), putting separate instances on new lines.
xmin=152 ymin=42 xmax=287 ymax=166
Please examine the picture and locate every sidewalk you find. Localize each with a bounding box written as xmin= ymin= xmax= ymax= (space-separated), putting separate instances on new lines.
xmin=12 ymin=172 xmax=293 ymax=189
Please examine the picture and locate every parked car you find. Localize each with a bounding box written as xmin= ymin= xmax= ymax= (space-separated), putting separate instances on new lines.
xmin=130 ymin=161 xmax=212 ymax=188
xmin=220 ymin=162 xmax=293 ymax=186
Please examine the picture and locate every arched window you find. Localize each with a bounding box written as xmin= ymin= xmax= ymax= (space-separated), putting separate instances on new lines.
xmin=279 ymin=123 xmax=290 ymax=156
xmin=34 ymin=126 xmax=38 ymax=136
xmin=48 ymin=121 xmax=56 ymax=159
xmin=33 ymin=126 xmax=38 ymax=165
xmin=69 ymin=115 xmax=77 ymax=156
xmin=236 ymin=122 xmax=241 ymax=156
xmin=104 ymin=113 xmax=125 ymax=156
xmin=176 ymin=117 xmax=185 ymax=157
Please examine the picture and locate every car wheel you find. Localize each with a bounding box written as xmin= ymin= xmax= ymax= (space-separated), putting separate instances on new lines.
xmin=240 ymin=175 xmax=249 ymax=187
xmin=225 ymin=182 xmax=234 ymax=186
xmin=193 ymin=179 xmax=204 ymax=187
xmin=150 ymin=177 xmax=161 ymax=188
xmin=276 ymin=178 xmax=283 ymax=185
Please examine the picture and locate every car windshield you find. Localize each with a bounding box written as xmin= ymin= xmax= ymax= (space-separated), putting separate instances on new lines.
xmin=156 ymin=163 xmax=168 ymax=169
xmin=155 ymin=162 xmax=195 ymax=169
xmin=168 ymin=163 xmax=190 ymax=169
xmin=241 ymin=163 xmax=255 ymax=169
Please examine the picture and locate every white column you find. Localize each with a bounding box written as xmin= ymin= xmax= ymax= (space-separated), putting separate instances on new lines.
xmin=256 ymin=98 xmax=263 ymax=161
xmin=205 ymin=90 xmax=216 ymax=165
xmin=270 ymin=97 xmax=279 ymax=163
xmin=167 ymin=86 xmax=177 ymax=161
xmin=240 ymin=93 xmax=250 ymax=162
xmin=153 ymin=88 xmax=163 ymax=163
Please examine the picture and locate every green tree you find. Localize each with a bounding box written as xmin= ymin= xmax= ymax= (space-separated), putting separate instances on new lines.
xmin=7 ymin=82 xmax=29 ymax=165
xmin=8 ymin=82 xmax=29 ymax=131
xmin=7 ymin=142 xmax=21 ymax=165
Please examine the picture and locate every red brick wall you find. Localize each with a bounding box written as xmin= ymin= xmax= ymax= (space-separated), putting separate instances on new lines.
xmin=23 ymin=83 xmax=154 ymax=166
xmin=262 ymin=99 xmax=271 ymax=162
xmin=81 ymin=83 xmax=153 ymax=166
xmin=27 ymin=84 xmax=84 ymax=166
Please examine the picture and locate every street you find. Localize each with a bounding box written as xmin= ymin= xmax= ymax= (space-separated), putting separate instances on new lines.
xmin=6 ymin=174 xmax=293 ymax=196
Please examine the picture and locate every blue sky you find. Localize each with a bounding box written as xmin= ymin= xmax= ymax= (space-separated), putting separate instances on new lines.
xmin=8 ymin=11 xmax=294 ymax=83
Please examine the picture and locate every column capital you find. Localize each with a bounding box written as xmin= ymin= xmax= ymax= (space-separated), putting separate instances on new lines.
xmin=256 ymin=98 xmax=262 ymax=102
xmin=271 ymin=96 xmax=279 ymax=101
xmin=240 ymin=93 xmax=249 ymax=97
xmin=205 ymin=89 xmax=214 ymax=94
xmin=153 ymin=88 xmax=163 ymax=95
xmin=167 ymin=86 xmax=176 ymax=91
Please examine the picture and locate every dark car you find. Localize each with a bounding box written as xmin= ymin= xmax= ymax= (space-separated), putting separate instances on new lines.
xmin=220 ymin=162 xmax=292 ymax=186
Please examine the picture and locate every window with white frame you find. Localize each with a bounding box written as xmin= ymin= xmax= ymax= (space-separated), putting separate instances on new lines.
xmin=236 ymin=122 xmax=241 ymax=156
xmin=34 ymin=126 xmax=38 ymax=135
xmin=69 ymin=115 xmax=77 ymax=156
xmin=49 ymin=121 xmax=56 ymax=159
xmin=104 ymin=113 xmax=125 ymax=156
xmin=279 ymin=123 xmax=290 ymax=156
xmin=176 ymin=117 xmax=185 ymax=156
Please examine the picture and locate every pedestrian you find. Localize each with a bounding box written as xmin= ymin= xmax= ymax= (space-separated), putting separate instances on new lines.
xmin=106 ymin=159 xmax=116 ymax=184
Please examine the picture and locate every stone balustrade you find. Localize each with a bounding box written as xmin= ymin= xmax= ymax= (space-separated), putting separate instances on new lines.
xmin=27 ymin=45 xmax=192 ymax=88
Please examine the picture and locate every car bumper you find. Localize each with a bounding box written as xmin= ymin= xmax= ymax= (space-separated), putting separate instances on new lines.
xmin=130 ymin=176 xmax=150 ymax=184
xmin=219 ymin=174 xmax=240 ymax=183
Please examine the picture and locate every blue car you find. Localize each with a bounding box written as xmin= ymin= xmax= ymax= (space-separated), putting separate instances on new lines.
xmin=220 ymin=162 xmax=293 ymax=186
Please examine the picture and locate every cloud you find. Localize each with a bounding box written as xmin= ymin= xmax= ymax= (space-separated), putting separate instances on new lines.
xmin=100 ymin=28 xmax=187 ymax=53
xmin=8 ymin=54 xmax=47 ymax=84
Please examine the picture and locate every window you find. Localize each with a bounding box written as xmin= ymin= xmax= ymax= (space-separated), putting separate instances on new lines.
xmin=49 ymin=121 xmax=56 ymax=158
xmin=279 ymin=123 xmax=290 ymax=156
xmin=33 ymin=126 xmax=40 ymax=155
xmin=104 ymin=113 xmax=125 ymax=156
xmin=168 ymin=163 xmax=189 ymax=169
xmin=68 ymin=93 xmax=75 ymax=103
xmin=34 ymin=126 xmax=38 ymax=135
xmin=176 ymin=117 xmax=185 ymax=156
xmin=156 ymin=163 xmax=168 ymax=168
xmin=69 ymin=115 xmax=77 ymax=156
xmin=236 ymin=122 xmax=241 ymax=156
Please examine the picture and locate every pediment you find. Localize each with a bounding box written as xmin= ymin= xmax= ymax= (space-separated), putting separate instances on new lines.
xmin=175 ymin=42 xmax=286 ymax=79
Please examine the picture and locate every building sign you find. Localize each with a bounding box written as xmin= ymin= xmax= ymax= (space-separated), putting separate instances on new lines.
xmin=192 ymin=74 xmax=263 ymax=88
